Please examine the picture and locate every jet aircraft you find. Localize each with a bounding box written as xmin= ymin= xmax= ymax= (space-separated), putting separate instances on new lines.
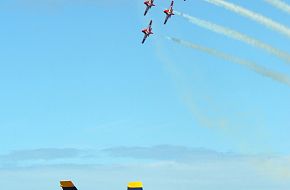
xmin=163 ymin=1 xmax=175 ymax=24
xmin=144 ymin=0 xmax=155 ymax=16
xmin=141 ymin=20 xmax=153 ymax=44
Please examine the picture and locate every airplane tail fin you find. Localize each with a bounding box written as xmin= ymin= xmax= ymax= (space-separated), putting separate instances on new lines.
xmin=60 ymin=181 xmax=78 ymax=190
xmin=128 ymin=182 xmax=143 ymax=190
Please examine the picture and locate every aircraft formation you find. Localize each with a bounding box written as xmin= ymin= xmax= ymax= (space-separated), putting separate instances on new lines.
xmin=142 ymin=0 xmax=185 ymax=44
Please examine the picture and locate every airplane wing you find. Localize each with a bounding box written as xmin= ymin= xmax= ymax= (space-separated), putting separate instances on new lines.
xmin=60 ymin=181 xmax=78 ymax=190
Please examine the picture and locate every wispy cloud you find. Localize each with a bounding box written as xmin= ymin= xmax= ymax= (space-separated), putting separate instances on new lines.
xmin=103 ymin=145 xmax=239 ymax=162
xmin=0 ymin=148 xmax=93 ymax=169
xmin=203 ymin=0 xmax=290 ymax=38
xmin=2 ymin=161 xmax=289 ymax=190
xmin=0 ymin=145 xmax=241 ymax=169
xmin=1 ymin=149 xmax=289 ymax=190
xmin=1 ymin=146 xmax=290 ymax=188
xmin=0 ymin=148 xmax=84 ymax=162
xmin=1 ymin=146 xmax=290 ymax=183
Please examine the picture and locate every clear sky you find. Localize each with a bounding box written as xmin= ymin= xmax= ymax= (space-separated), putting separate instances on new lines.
xmin=0 ymin=0 xmax=290 ymax=190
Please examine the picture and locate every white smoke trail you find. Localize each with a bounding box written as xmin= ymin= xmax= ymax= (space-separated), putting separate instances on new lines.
xmin=155 ymin=41 xmax=221 ymax=128
xmin=175 ymin=11 xmax=290 ymax=64
xmin=203 ymin=0 xmax=290 ymax=38
xmin=265 ymin=0 xmax=290 ymax=14
xmin=167 ymin=36 xmax=290 ymax=87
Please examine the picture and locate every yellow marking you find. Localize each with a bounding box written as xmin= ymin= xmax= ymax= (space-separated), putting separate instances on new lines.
xmin=128 ymin=182 xmax=143 ymax=188
xmin=60 ymin=181 xmax=75 ymax=187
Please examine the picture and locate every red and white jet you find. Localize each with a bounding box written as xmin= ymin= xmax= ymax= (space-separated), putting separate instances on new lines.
xmin=141 ymin=20 xmax=153 ymax=44
xmin=144 ymin=0 xmax=155 ymax=16
xmin=163 ymin=1 xmax=175 ymax=24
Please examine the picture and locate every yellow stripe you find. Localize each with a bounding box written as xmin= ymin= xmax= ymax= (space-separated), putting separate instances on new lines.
xmin=60 ymin=181 xmax=75 ymax=187
xmin=128 ymin=182 xmax=143 ymax=188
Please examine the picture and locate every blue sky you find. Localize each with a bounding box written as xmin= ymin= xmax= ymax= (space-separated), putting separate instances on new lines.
xmin=0 ymin=0 xmax=290 ymax=190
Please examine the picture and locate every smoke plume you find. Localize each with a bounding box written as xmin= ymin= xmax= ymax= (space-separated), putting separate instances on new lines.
xmin=265 ymin=0 xmax=290 ymax=14
xmin=175 ymin=11 xmax=290 ymax=64
xmin=167 ymin=36 xmax=290 ymax=88
xmin=203 ymin=0 xmax=290 ymax=38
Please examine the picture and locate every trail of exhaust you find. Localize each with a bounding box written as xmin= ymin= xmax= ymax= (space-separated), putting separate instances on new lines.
xmin=265 ymin=0 xmax=290 ymax=14
xmin=175 ymin=11 xmax=290 ymax=64
xmin=203 ymin=0 xmax=290 ymax=38
xmin=154 ymin=41 xmax=218 ymax=128
xmin=166 ymin=36 xmax=290 ymax=88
